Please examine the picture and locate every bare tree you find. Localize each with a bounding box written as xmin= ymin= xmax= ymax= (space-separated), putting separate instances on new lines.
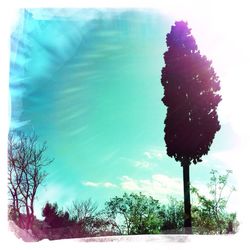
xmin=8 ymin=131 xmax=53 ymax=230
xmin=69 ymin=199 xmax=98 ymax=221
xmin=68 ymin=199 xmax=100 ymax=235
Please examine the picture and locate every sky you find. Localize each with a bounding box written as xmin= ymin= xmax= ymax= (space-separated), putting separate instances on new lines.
xmin=8 ymin=7 xmax=242 ymax=220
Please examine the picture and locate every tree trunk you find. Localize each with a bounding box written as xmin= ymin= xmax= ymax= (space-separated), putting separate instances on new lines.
xmin=182 ymin=160 xmax=192 ymax=234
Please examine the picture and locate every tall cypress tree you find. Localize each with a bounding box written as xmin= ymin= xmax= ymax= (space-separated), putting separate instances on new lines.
xmin=161 ymin=21 xmax=221 ymax=233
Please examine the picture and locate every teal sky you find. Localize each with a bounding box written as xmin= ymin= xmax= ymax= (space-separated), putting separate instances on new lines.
xmin=9 ymin=9 xmax=238 ymax=218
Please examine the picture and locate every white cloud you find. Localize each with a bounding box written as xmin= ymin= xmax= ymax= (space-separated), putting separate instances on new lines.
xmin=103 ymin=182 xmax=117 ymax=188
xmin=134 ymin=160 xmax=155 ymax=169
xmin=210 ymin=149 xmax=241 ymax=171
xmin=83 ymin=181 xmax=100 ymax=187
xmin=102 ymin=150 xmax=120 ymax=162
xmin=120 ymin=174 xmax=183 ymax=203
xmin=10 ymin=119 xmax=31 ymax=129
xmin=120 ymin=157 xmax=156 ymax=169
xmin=120 ymin=176 xmax=141 ymax=191
xmin=144 ymin=149 xmax=165 ymax=160
xmin=82 ymin=181 xmax=117 ymax=188
xmin=120 ymin=173 xmax=238 ymax=212
xmin=120 ymin=148 xmax=166 ymax=170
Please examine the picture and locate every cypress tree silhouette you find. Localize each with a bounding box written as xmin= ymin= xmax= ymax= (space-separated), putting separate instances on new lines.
xmin=161 ymin=21 xmax=221 ymax=234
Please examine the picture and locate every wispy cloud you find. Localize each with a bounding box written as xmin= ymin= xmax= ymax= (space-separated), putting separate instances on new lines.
xmin=82 ymin=181 xmax=117 ymax=188
xmin=10 ymin=119 xmax=31 ymax=129
xmin=103 ymin=182 xmax=118 ymax=188
xmin=144 ymin=149 xmax=165 ymax=160
xmin=120 ymin=157 xmax=156 ymax=169
xmin=133 ymin=160 xmax=156 ymax=169
xmin=83 ymin=181 xmax=100 ymax=187
xmin=102 ymin=149 xmax=120 ymax=162
xmin=82 ymin=173 xmax=183 ymax=203
xmin=120 ymin=148 xmax=166 ymax=170
xmin=120 ymin=174 xmax=183 ymax=203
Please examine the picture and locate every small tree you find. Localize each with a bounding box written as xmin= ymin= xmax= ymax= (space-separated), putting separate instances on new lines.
xmin=42 ymin=202 xmax=69 ymax=229
xmin=42 ymin=202 xmax=78 ymax=239
xmin=68 ymin=199 xmax=109 ymax=236
xmin=161 ymin=197 xmax=184 ymax=233
xmin=161 ymin=21 xmax=221 ymax=233
xmin=69 ymin=199 xmax=98 ymax=221
xmin=191 ymin=170 xmax=238 ymax=234
xmin=8 ymin=131 xmax=53 ymax=230
xmin=105 ymin=192 xmax=164 ymax=235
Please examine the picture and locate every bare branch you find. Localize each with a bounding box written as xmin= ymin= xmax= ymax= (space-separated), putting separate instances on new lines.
xmin=8 ymin=130 xmax=53 ymax=230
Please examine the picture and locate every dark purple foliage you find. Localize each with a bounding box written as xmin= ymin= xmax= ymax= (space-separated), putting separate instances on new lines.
xmin=161 ymin=21 xmax=221 ymax=165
